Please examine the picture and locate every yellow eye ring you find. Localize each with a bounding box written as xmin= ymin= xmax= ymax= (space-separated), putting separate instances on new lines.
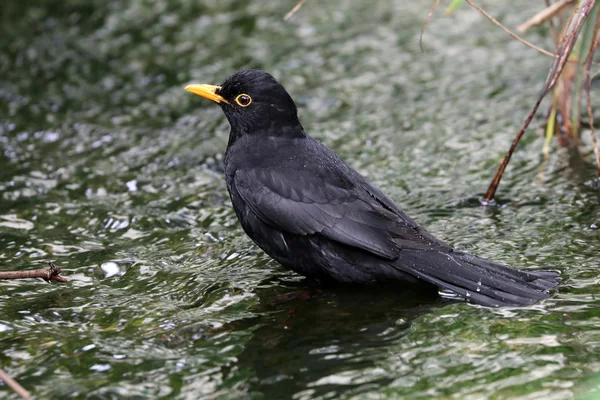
xmin=235 ymin=94 xmax=252 ymax=107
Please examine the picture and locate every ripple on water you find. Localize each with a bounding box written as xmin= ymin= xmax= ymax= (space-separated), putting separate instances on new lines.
xmin=0 ymin=1 xmax=599 ymax=399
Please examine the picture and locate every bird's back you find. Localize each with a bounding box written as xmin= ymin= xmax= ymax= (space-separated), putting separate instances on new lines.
xmin=187 ymin=69 xmax=560 ymax=307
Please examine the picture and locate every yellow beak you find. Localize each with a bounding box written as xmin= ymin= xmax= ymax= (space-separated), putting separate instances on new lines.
xmin=185 ymin=84 xmax=229 ymax=104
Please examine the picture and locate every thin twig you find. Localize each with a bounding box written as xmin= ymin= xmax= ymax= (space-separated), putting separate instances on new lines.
xmin=420 ymin=0 xmax=443 ymax=51
xmin=464 ymin=0 xmax=559 ymax=58
xmin=284 ymin=0 xmax=307 ymax=22
xmin=0 ymin=369 xmax=31 ymax=399
xmin=518 ymin=0 xmax=576 ymax=32
xmin=423 ymin=1 xmax=599 ymax=67
xmin=0 ymin=262 xmax=67 ymax=283
xmin=484 ymin=0 xmax=596 ymax=202
xmin=545 ymin=0 xmax=562 ymax=43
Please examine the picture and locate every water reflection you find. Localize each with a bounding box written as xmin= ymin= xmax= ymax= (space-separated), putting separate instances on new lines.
xmin=234 ymin=281 xmax=449 ymax=398
xmin=1 ymin=0 xmax=600 ymax=398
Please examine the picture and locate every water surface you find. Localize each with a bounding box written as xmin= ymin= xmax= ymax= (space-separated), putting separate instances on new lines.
xmin=1 ymin=1 xmax=599 ymax=398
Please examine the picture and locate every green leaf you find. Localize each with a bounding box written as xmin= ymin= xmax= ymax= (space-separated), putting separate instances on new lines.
xmin=446 ymin=0 xmax=465 ymax=14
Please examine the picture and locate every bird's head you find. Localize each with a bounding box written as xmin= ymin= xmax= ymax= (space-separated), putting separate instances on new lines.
xmin=186 ymin=69 xmax=303 ymax=141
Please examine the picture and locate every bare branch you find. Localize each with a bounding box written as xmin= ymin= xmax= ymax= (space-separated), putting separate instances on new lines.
xmin=484 ymin=0 xmax=597 ymax=202
xmin=544 ymin=0 xmax=561 ymax=43
xmin=0 ymin=262 xmax=67 ymax=283
xmin=518 ymin=0 xmax=576 ymax=32
xmin=420 ymin=0 xmax=443 ymax=52
xmin=284 ymin=0 xmax=307 ymax=22
xmin=464 ymin=0 xmax=559 ymax=58
xmin=0 ymin=369 xmax=31 ymax=399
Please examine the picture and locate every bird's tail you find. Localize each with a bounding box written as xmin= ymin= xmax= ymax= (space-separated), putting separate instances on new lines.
xmin=391 ymin=250 xmax=560 ymax=307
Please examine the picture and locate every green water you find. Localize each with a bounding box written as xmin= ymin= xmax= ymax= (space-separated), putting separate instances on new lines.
xmin=1 ymin=1 xmax=599 ymax=398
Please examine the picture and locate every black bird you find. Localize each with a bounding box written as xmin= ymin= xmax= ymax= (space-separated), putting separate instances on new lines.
xmin=185 ymin=69 xmax=559 ymax=307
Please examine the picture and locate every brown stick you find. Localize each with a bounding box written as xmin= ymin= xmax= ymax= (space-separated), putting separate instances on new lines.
xmin=429 ymin=1 xmax=598 ymax=66
xmin=420 ymin=0 xmax=443 ymax=52
xmin=0 ymin=369 xmax=31 ymax=399
xmin=484 ymin=0 xmax=596 ymax=202
xmin=0 ymin=262 xmax=66 ymax=283
xmin=518 ymin=0 xmax=576 ymax=32
xmin=544 ymin=0 xmax=560 ymax=45
xmin=464 ymin=0 xmax=561 ymax=58
xmin=283 ymin=0 xmax=306 ymax=22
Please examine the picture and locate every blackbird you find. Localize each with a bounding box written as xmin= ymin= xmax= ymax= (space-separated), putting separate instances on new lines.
xmin=185 ymin=69 xmax=559 ymax=307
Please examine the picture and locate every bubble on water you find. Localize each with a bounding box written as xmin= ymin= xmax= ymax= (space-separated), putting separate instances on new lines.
xmin=42 ymin=131 xmax=60 ymax=142
xmin=90 ymin=364 xmax=110 ymax=372
xmin=101 ymin=262 xmax=121 ymax=278
xmin=126 ymin=179 xmax=138 ymax=192
xmin=82 ymin=344 xmax=96 ymax=351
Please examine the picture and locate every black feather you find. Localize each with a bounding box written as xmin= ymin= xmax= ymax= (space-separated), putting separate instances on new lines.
xmin=187 ymin=69 xmax=561 ymax=307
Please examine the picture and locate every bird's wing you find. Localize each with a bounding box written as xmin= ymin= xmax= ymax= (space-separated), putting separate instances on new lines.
xmin=234 ymin=168 xmax=444 ymax=260
xmin=357 ymin=178 xmax=449 ymax=247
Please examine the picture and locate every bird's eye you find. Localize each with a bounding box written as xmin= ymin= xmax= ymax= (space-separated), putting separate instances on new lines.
xmin=235 ymin=94 xmax=252 ymax=107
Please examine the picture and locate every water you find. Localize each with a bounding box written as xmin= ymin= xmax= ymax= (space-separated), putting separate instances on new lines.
xmin=1 ymin=1 xmax=600 ymax=398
